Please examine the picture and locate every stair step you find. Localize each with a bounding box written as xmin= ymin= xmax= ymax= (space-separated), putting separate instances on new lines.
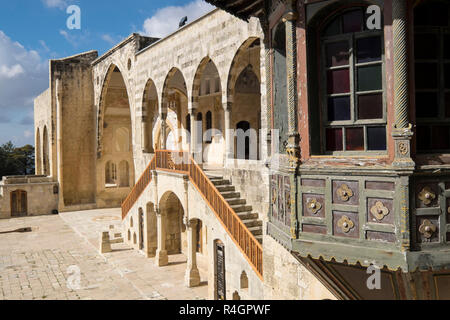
xmin=242 ymin=219 xmax=262 ymax=228
xmin=231 ymin=205 xmax=253 ymax=213
xmin=248 ymin=227 xmax=263 ymax=236
xmin=226 ymin=198 xmax=246 ymax=205
xmin=255 ymin=235 xmax=263 ymax=244
xmin=221 ymin=191 xmax=241 ymax=199
xmin=217 ymin=185 xmax=235 ymax=192
xmin=207 ymin=176 xmax=223 ymax=181
xmin=212 ymin=180 xmax=230 ymax=186
xmin=237 ymin=212 xmax=259 ymax=220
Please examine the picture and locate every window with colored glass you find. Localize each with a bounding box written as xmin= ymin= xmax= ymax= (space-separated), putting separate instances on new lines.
xmin=321 ymin=7 xmax=386 ymax=154
xmin=414 ymin=1 xmax=450 ymax=153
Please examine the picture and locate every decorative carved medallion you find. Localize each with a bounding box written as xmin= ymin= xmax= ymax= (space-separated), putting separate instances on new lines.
xmin=370 ymin=201 xmax=390 ymax=221
xmin=338 ymin=216 xmax=355 ymax=234
xmin=419 ymin=219 xmax=437 ymax=239
xmin=398 ymin=142 xmax=409 ymax=155
xmin=337 ymin=184 xmax=354 ymax=202
xmin=418 ymin=187 xmax=436 ymax=206
xmin=307 ymin=198 xmax=322 ymax=215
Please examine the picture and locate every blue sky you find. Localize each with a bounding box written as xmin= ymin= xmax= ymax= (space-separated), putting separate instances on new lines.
xmin=0 ymin=0 xmax=213 ymax=146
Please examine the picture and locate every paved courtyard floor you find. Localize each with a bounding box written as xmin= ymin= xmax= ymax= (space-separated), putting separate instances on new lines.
xmin=0 ymin=208 xmax=208 ymax=300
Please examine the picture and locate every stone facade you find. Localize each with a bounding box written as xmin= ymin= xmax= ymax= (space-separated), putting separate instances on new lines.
xmin=23 ymin=7 xmax=339 ymax=300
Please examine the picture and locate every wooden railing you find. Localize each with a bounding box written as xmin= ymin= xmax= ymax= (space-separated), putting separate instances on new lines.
xmin=121 ymin=150 xmax=263 ymax=278
xmin=121 ymin=156 xmax=156 ymax=219
xmin=155 ymin=150 xmax=263 ymax=279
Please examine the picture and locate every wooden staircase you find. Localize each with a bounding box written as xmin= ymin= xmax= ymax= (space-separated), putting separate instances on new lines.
xmin=208 ymin=175 xmax=263 ymax=244
xmin=122 ymin=150 xmax=263 ymax=279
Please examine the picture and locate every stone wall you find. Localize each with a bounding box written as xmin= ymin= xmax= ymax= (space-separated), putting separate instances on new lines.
xmin=263 ymin=235 xmax=336 ymax=300
xmin=51 ymin=52 xmax=98 ymax=208
xmin=0 ymin=176 xmax=59 ymax=219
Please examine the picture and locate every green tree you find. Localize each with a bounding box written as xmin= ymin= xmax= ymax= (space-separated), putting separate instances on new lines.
xmin=0 ymin=142 xmax=35 ymax=179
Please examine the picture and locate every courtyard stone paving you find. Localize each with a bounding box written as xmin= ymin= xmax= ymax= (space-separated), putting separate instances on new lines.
xmin=0 ymin=208 xmax=208 ymax=300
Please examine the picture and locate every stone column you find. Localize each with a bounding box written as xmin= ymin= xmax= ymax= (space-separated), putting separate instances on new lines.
xmin=142 ymin=117 xmax=149 ymax=153
xmin=224 ymin=102 xmax=233 ymax=163
xmin=283 ymin=0 xmax=300 ymax=170
xmin=392 ymin=0 xmax=414 ymax=168
xmin=185 ymin=219 xmax=201 ymax=287
xmin=283 ymin=0 xmax=300 ymax=239
xmin=155 ymin=207 xmax=168 ymax=266
xmin=189 ymin=109 xmax=197 ymax=158
xmin=161 ymin=113 xmax=167 ymax=150
xmin=263 ymin=25 xmax=273 ymax=158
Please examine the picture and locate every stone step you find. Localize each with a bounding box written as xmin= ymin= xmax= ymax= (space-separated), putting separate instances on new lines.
xmin=221 ymin=191 xmax=241 ymax=199
xmin=237 ymin=212 xmax=259 ymax=220
xmin=211 ymin=179 xmax=231 ymax=186
xmin=217 ymin=185 xmax=235 ymax=192
xmin=255 ymin=235 xmax=263 ymax=244
xmin=207 ymin=176 xmax=223 ymax=181
xmin=248 ymin=226 xmax=263 ymax=236
xmin=231 ymin=205 xmax=253 ymax=213
xmin=226 ymin=198 xmax=246 ymax=206
xmin=242 ymin=219 xmax=262 ymax=228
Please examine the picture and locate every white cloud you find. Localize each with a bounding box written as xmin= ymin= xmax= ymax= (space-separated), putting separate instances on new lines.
xmin=0 ymin=64 xmax=25 ymax=79
xmin=0 ymin=30 xmax=48 ymax=130
xmin=141 ymin=0 xmax=214 ymax=38
xmin=42 ymin=0 xmax=67 ymax=10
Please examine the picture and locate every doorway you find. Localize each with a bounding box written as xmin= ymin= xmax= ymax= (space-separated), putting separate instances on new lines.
xmin=215 ymin=241 xmax=226 ymax=300
xmin=11 ymin=190 xmax=27 ymax=217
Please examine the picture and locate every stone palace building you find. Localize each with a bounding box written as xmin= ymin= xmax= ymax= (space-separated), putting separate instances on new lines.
xmin=1 ymin=0 xmax=450 ymax=300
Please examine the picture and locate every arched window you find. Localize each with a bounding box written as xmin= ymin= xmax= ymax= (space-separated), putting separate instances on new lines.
xmin=186 ymin=114 xmax=191 ymax=134
xmin=205 ymin=111 xmax=213 ymax=143
xmin=311 ymin=5 xmax=386 ymax=154
xmin=36 ymin=129 xmax=41 ymax=175
xmin=43 ymin=126 xmax=50 ymax=176
xmin=414 ymin=1 xmax=450 ymax=152
xmin=236 ymin=121 xmax=251 ymax=160
xmin=105 ymin=161 xmax=117 ymax=185
xmin=119 ymin=160 xmax=130 ymax=187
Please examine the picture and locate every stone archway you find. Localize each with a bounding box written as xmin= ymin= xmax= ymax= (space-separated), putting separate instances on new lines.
xmin=227 ymin=38 xmax=262 ymax=161
xmin=96 ymin=64 xmax=135 ymax=207
xmin=161 ymin=68 xmax=189 ymax=152
xmin=36 ymin=128 xmax=42 ymax=175
xmin=159 ymin=191 xmax=185 ymax=255
xmin=142 ymin=78 xmax=159 ymax=153
xmin=191 ymin=57 xmax=224 ymax=165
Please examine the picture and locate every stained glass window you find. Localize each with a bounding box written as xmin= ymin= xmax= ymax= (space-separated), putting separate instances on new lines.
xmin=321 ymin=7 xmax=386 ymax=153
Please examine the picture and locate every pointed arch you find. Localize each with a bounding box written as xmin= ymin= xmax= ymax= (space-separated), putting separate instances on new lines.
xmin=142 ymin=78 xmax=159 ymax=153
xmin=97 ymin=63 xmax=133 ymax=157
xmin=36 ymin=128 xmax=42 ymax=175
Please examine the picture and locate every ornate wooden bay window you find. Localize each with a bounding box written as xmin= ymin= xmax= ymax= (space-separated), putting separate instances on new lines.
xmin=310 ymin=5 xmax=387 ymax=155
